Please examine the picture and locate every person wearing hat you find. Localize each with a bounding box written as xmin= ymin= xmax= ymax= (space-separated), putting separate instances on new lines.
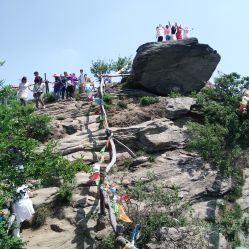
xmin=53 ymin=73 xmax=62 ymax=101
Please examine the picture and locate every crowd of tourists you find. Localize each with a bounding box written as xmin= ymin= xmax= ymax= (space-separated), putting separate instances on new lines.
xmin=17 ymin=69 xmax=95 ymax=109
xmin=156 ymin=22 xmax=193 ymax=42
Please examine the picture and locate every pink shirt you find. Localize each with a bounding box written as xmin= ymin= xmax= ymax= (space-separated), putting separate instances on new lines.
xmin=164 ymin=27 xmax=171 ymax=35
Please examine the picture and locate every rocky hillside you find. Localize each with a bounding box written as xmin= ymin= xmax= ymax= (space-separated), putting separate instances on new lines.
xmin=19 ymin=84 xmax=249 ymax=249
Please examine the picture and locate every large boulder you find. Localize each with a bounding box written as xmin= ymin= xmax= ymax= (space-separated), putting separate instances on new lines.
xmin=132 ymin=38 xmax=220 ymax=95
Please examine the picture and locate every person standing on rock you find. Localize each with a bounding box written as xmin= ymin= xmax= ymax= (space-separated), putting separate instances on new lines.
xmin=78 ymin=69 xmax=86 ymax=94
xmin=156 ymin=24 xmax=164 ymax=42
xmin=53 ymin=74 xmax=62 ymax=101
xmin=175 ymin=22 xmax=183 ymax=40
xmin=67 ymin=73 xmax=76 ymax=100
xmin=32 ymin=72 xmax=45 ymax=109
xmin=18 ymin=76 xmax=29 ymax=106
xmin=62 ymin=72 xmax=70 ymax=100
xmin=182 ymin=27 xmax=193 ymax=39
xmin=60 ymin=74 xmax=67 ymax=100
xmin=169 ymin=22 xmax=177 ymax=40
xmin=164 ymin=24 xmax=171 ymax=41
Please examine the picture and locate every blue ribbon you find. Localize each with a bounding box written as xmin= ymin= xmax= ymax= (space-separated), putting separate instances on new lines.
xmin=130 ymin=224 xmax=140 ymax=242
xmin=95 ymin=97 xmax=104 ymax=106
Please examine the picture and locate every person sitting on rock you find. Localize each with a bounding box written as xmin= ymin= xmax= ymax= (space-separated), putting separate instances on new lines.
xmin=156 ymin=24 xmax=164 ymax=42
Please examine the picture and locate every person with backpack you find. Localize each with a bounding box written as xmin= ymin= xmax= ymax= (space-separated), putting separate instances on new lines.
xmin=18 ymin=76 xmax=29 ymax=106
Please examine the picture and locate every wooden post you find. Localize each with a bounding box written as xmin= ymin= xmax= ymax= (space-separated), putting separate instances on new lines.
xmin=96 ymin=167 xmax=106 ymax=231
xmin=99 ymin=167 xmax=106 ymax=215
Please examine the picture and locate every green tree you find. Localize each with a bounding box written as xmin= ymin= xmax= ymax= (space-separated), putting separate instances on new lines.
xmin=0 ymin=102 xmax=90 ymax=209
xmin=0 ymin=86 xmax=17 ymax=105
xmin=0 ymin=61 xmax=17 ymax=105
xmin=111 ymin=56 xmax=132 ymax=74
xmin=0 ymin=60 xmax=5 ymax=87
xmin=187 ymin=72 xmax=249 ymax=245
xmin=90 ymin=59 xmax=111 ymax=80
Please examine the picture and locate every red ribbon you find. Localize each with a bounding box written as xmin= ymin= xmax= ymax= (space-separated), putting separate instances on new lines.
xmin=89 ymin=172 xmax=100 ymax=181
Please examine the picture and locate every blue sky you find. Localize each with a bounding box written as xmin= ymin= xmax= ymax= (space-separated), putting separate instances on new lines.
xmin=1 ymin=0 xmax=249 ymax=86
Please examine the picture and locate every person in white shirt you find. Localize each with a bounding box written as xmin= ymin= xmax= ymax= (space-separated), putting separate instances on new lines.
xmin=156 ymin=24 xmax=165 ymax=42
xmin=182 ymin=27 xmax=194 ymax=39
xmin=78 ymin=69 xmax=86 ymax=94
xmin=18 ymin=77 xmax=29 ymax=106
xmin=8 ymin=185 xmax=35 ymax=238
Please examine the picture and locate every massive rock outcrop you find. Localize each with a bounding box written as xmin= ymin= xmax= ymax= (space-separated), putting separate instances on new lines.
xmin=132 ymin=38 xmax=220 ymax=95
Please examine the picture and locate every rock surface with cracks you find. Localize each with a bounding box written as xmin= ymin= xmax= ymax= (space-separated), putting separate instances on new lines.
xmin=131 ymin=38 xmax=221 ymax=95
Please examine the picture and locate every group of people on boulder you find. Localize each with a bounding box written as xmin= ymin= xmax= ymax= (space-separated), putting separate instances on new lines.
xmin=156 ymin=22 xmax=193 ymax=42
xmin=17 ymin=69 xmax=94 ymax=109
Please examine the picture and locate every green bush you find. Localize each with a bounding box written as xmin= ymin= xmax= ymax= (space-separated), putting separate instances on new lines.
xmin=139 ymin=96 xmax=159 ymax=106
xmin=187 ymin=73 xmax=249 ymax=178
xmin=0 ymin=221 xmax=25 ymax=249
xmin=125 ymin=174 xmax=188 ymax=247
xmin=217 ymin=202 xmax=243 ymax=247
xmin=0 ymin=103 xmax=90 ymax=210
xmin=26 ymin=114 xmax=51 ymax=141
xmin=96 ymin=232 xmax=115 ymax=249
xmin=43 ymin=93 xmax=56 ymax=104
xmin=168 ymin=90 xmax=182 ymax=98
xmin=57 ymin=182 xmax=73 ymax=204
xmin=187 ymin=73 xmax=249 ymax=245
xmin=117 ymin=101 xmax=127 ymax=109
xmin=32 ymin=206 xmax=51 ymax=229
xmin=103 ymin=93 xmax=114 ymax=104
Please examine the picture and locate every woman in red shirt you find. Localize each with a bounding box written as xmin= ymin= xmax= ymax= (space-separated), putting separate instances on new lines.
xmin=175 ymin=23 xmax=183 ymax=40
